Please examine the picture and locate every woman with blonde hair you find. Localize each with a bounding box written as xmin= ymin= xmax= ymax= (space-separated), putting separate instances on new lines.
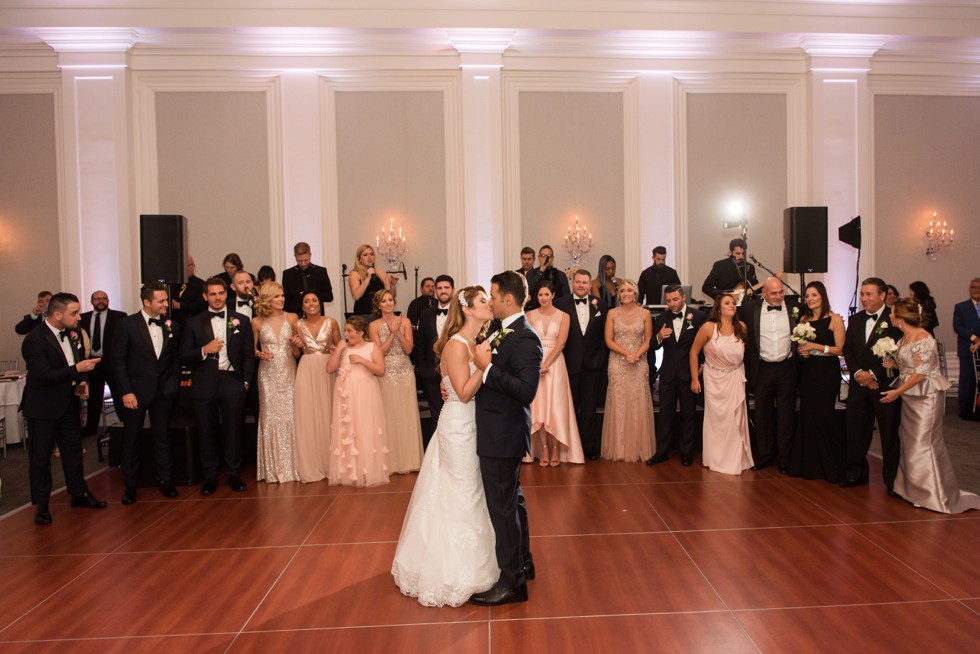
xmin=349 ymin=244 xmax=396 ymax=318
xmin=392 ymin=285 xmax=500 ymax=607
xmin=294 ymin=290 xmax=340 ymax=482
xmin=251 ymin=281 xmax=301 ymax=483
xmin=370 ymin=289 xmax=423 ymax=473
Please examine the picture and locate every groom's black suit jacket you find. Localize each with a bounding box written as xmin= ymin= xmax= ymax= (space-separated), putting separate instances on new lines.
xmin=178 ymin=308 xmax=255 ymax=400
xmin=475 ymin=314 xmax=543 ymax=458
xmin=652 ymin=306 xmax=706 ymax=384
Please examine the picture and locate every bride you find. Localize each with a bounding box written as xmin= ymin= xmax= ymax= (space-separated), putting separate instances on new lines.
xmin=391 ymin=285 xmax=499 ymax=606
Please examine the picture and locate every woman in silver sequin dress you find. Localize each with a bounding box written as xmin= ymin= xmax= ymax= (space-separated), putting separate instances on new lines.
xmin=370 ymin=289 xmax=424 ymax=473
xmin=294 ymin=290 xmax=340 ymax=482
xmin=251 ymin=282 xmax=301 ymax=483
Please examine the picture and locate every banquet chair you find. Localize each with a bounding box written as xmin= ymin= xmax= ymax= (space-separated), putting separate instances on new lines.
xmin=0 ymin=360 xmax=18 ymax=372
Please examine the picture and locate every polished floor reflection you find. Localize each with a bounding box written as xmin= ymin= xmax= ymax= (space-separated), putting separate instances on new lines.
xmin=1 ymin=455 xmax=978 ymax=652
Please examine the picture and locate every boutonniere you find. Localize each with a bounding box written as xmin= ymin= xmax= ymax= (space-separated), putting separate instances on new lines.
xmin=68 ymin=330 xmax=82 ymax=350
xmin=791 ymin=306 xmax=800 ymax=319
xmin=228 ymin=317 xmax=241 ymax=334
xmin=874 ymin=320 xmax=888 ymax=337
xmin=163 ymin=319 xmax=173 ymax=338
xmin=684 ymin=312 xmax=694 ymax=329
xmin=491 ymin=328 xmax=514 ymax=349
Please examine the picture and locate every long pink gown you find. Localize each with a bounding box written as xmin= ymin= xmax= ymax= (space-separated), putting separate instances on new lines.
xmin=327 ymin=341 xmax=389 ymax=487
xmin=601 ymin=310 xmax=655 ymax=462
xmin=701 ymin=324 xmax=754 ymax=475
xmin=528 ymin=310 xmax=585 ymax=464
xmin=294 ymin=317 xmax=335 ymax=483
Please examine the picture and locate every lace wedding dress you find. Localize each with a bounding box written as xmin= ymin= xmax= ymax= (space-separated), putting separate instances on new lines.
xmin=391 ymin=334 xmax=499 ymax=606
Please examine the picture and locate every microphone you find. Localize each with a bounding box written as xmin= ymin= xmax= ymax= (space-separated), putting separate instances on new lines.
xmin=749 ymin=255 xmax=760 ymax=265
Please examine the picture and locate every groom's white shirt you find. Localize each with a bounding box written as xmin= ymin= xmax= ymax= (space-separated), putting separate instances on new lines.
xmin=482 ymin=311 xmax=525 ymax=383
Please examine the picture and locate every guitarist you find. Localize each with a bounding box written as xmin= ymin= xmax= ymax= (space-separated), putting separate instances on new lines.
xmin=701 ymin=238 xmax=759 ymax=300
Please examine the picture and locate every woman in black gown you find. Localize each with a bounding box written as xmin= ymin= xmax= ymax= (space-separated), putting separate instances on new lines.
xmin=792 ymin=281 xmax=846 ymax=481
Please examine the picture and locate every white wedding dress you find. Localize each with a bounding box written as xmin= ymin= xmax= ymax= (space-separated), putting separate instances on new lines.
xmin=391 ymin=335 xmax=499 ymax=607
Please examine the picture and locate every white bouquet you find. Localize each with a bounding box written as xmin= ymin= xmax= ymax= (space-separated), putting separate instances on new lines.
xmin=871 ymin=337 xmax=899 ymax=377
xmin=791 ymin=322 xmax=817 ymax=344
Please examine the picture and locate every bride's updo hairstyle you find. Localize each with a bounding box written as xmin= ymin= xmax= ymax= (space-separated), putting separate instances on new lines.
xmin=892 ymin=297 xmax=929 ymax=328
xmin=251 ymin=282 xmax=282 ymax=318
xmin=434 ymin=285 xmax=489 ymax=361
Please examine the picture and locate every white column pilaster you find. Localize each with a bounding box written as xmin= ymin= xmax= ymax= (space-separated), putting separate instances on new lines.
xmin=637 ymin=73 xmax=676 ymax=277
xmin=280 ymin=70 xmax=323 ymax=270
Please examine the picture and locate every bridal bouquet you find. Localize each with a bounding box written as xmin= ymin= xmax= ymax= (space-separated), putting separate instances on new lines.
xmin=791 ymin=322 xmax=817 ymax=344
xmin=871 ymin=337 xmax=899 ymax=377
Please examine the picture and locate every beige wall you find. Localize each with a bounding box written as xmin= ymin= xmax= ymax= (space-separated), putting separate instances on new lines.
xmin=334 ymin=90 xmax=447 ymax=310
xmin=519 ymin=91 xmax=625 ymax=281
xmin=874 ymin=94 xmax=980 ymax=351
xmin=156 ymin=91 xmax=271 ymax=284
xmin=686 ymin=93 xmax=788 ymax=302
xmin=0 ymin=93 xmax=60 ymax=364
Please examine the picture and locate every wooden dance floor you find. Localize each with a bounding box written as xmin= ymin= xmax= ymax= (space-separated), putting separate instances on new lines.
xmin=1 ymin=456 xmax=978 ymax=652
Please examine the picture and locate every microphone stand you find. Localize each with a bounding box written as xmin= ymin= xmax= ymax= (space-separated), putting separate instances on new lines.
xmin=749 ymin=255 xmax=799 ymax=296
xmin=341 ymin=263 xmax=349 ymax=315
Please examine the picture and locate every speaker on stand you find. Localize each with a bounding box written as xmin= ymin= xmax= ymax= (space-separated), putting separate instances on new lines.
xmin=783 ymin=206 xmax=828 ymax=293
xmin=139 ymin=214 xmax=187 ymax=284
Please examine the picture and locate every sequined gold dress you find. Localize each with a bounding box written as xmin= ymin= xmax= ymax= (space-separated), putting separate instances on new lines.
xmin=892 ymin=337 xmax=980 ymax=514
xmin=294 ymin=317 xmax=335 ymax=482
xmin=378 ymin=320 xmax=424 ymax=473
xmin=601 ymin=309 xmax=655 ymax=462
xmin=256 ymin=318 xmax=299 ymax=483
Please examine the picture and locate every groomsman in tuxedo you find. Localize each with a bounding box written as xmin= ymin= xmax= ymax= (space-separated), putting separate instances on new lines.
xmin=701 ymin=238 xmax=759 ymax=300
xmin=741 ymin=277 xmax=800 ymax=473
xmin=21 ymin=292 xmax=107 ymax=525
xmin=952 ymin=277 xmax=980 ymax=420
xmin=416 ymin=274 xmax=454 ymax=448
xmin=80 ymin=290 xmax=126 ymax=437
xmin=179 ymin=277 xmax=255 ymax=494
xmin=282 ymin=241 xmax=333 ymax=315
xmin=647 ymin=285 xmax=705 ymax=466
xmin=170 ymin=256 xmax=206 ymax=326
xmin=14 ymin=290 xmax=52 ymax=335
xmin=230 ymin=270 xmax=255 ymax=319
xmin=111 ymin=283 xmax=181 ymax=505
xmin=556 ymin=269 xmax=607 ymax=460
xmin=841 ymin=277 xmax=903 ymax=492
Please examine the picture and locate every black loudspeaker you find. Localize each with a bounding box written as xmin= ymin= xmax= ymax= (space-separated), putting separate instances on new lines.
xmin=139 ymin=214 xmax=187 ymax=283
xmin=839 ymin=215 xmax=861 ymax=249
xmin=783 ymin=206 xmax=828 ymax=274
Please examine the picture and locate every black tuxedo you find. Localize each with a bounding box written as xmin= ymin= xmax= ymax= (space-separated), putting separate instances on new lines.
xmin=79 ymin=308 xmax=126 ymax=435
xmin=701 ymin=257 xmax=758 ymax=300
xmin=406 ymin=294 xmax=436 ymax=327
xmin=556 ymin=294 xmax=608 ymax=457
xmin=179 ymin=307 xmax=255 ymax=481
xmin=416 ymin=305 xmax=446 ymax=447
xmin=842 ymin=307 xmax=903 ymax=488
xmin=740 ymin=298 xmax=800 ymax=467
xmin=637 ymin=264 xmax=682 ymax=306
xmin=476 ymin=314 xmax=542 ymax=591
xmin=170 ymin=275 xmax=207 ymax=325
xmin=14 ymin=313 xmax=45 ymax=335
xmin=281 ymin=263 xmax=334 ymax=315
xmin=651 ymin=306 xmax=705 ymax=457
xmin=112 ymin=312 xmax=181 ymax=488
xmin=21 ymin=322 xmax=93 ymax=505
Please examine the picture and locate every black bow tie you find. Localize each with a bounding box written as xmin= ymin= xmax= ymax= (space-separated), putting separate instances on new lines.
xmin=59 ymin=330 xmax=69 ymax=342
xmin=209 ymin=311 xmax=225 ymax=320
xmin=767 ymin=305 xmax=783 ymax=312
xmin=148 ymin=317 xmax=166 ymax=327
xmin=435 ymin=308 xmax=448 ymax=316
xmin=671 ymin=312 xmax=684 ymax=320
xmin=868 ymin=313 xmax=878 ymax=321
xmin=575 ymin=297 xmax=589 ymax=305
xmin=238 ymin=300 xmax=251 ymax=308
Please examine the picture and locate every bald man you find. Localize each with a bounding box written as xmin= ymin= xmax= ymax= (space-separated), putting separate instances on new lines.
xmin=80 ymin=290 xmax=126 ymax=437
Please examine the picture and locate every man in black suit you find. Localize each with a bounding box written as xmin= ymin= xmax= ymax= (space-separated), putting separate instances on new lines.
xmin=112 ymin=283 xmax=181 ymax=505
xmin=416 ymin=274 xmax=455 ymax=447
xmin=21 ymin=292 xmax=107 ymax=525
xmin=170 ymin=256 xmax=207 ymax=326
xmin=647 ymin=285 xmax=705 ymax=466
xmin=14 ymin=290 xmax=52 ymax=335
xmin=516 ymin=246 xmax=536 ymax=279
xmin=179 ymin=277 xmax=255 ymax=494
xmin=79 ymin=290 xmax=126 ymax=437
xmin=525 ymin=245 xmax=570 ymax=310
xmin=406 ymin=277 xmax=436 ymax=327
xmin=637 ymin=246 xmax=682 ymax=306
xmin=470 ymin=270 xmax=542 ymax=607
xmin=282 ymin=241 xmax=333 ymax=315
xmin=740 ymin=277 xmax=800 ymax=473
xmin=841 ymin=277 xmax=903 ymax=493
xmin=555 ymin=269 xmax=607 ymax=460
xmin=952 ymin=277 xmax=980 ymax=420
xmin=701 ymin=238 xmax=758 ymax=300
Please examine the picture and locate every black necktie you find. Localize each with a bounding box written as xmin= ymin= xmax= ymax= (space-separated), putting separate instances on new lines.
xmin=209 ymin=311 xmax=224 ymax=320
xmin=767 ymin=305 xmax=782 ymax=312
xmin=868 ymin=313 xmax=878 ymax=321
xmin=148 ymin=317 xmax=165 ymax=327
xmin=575 ymin=297 xmax=588 ymax=305
xmin=92 ymin=312 xmax=101 ymax=351
xmin=435 ymin=308 xmax=448 ymax=316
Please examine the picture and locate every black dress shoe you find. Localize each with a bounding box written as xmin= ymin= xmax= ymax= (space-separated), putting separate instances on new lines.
xmin=121 ymin=488 xmax=138 ymax=505
xmin=778 ymin=465 xmax=790 ymax=475
xmin=751 ymin=460 xmax=771 ymax=471
xmin=70 ymin=492 xmax=108 ymax=509
xmin=159 ymin=481 xmax=178 ymax=498
xmin=839 ymin=478 xmax=868 ymax=488
xmin=229 ymin=476 xmax=247 ymax=492
xmin=645 ymin=453 xmax=668 ymax=466
xmin=469 ymin=583 xmax=528 ymax=606
xmin=681 ymin=455 xmax=693 ymax=467
xmin=586 ymin=453 xmax=600 ymax=461
xmin=523 ymin=562 xmax=536 ymax=581
xmin=34 ymin=505 xmax=52 ymax=525
xmin=200 ymin=479 xmax=218 ymax=496
xmin=887 ymin=489 xmax=900 ymax=497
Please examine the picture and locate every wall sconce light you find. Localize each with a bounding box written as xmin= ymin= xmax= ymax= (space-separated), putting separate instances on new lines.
xmin=376 ymin=216 xmax=407 ymax=273
xmin=564 ymin=215 xmax=593 ymax=268
xmin=925 ymin=211 xmax=953 ymax=260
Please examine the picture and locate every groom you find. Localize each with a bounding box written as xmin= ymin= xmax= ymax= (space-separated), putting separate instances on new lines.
xmin=471 ymin=270 xmax=543 ymax=606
